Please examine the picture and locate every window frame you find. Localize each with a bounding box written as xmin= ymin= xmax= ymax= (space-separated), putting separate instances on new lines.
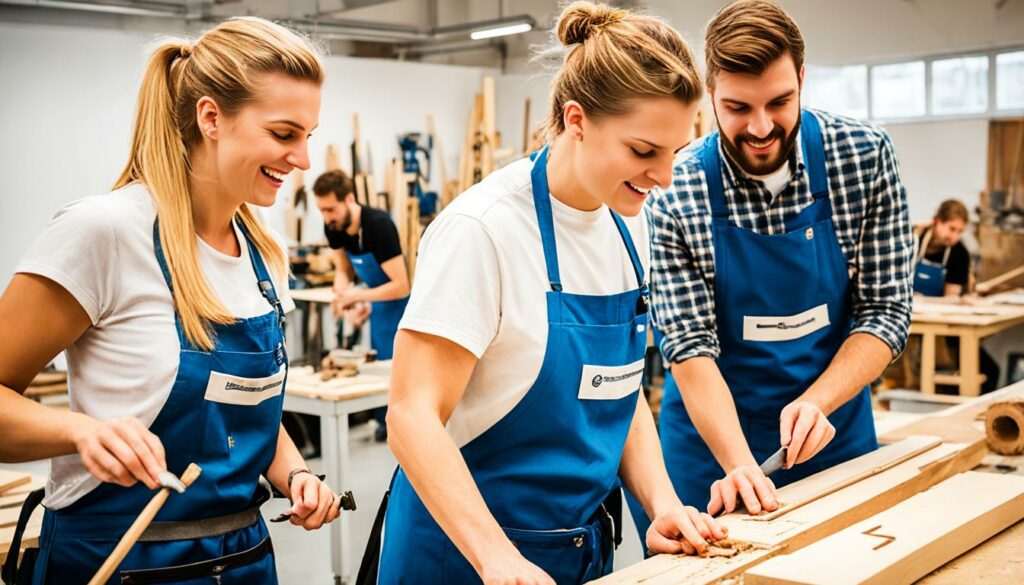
xmin=801 ymin=45 xmax=1024 ymax=125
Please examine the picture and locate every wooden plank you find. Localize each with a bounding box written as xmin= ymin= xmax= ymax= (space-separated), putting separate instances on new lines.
xmin=30 ymin=371 xmax=66 ymax=386
xmin=597 ymin=438 xmax=985 ymax=584
xmin=879 ymin=415 xmax=985 ymax=445
xmin=0 ymin=471 xmax=31 ymax=496
xmin=481 ymin=76 xmax=496 ymax=177
xmin=749 ymin=436 xmax=941 ymax=521
xmin=919 ymin=518 xmax=1024 ymax=584
xmin=0 ymin=506 xmax=20 ymax=529
xmin=721 ymin=441 xmax=985 ymax=550
xmin=744 ymin=472 xmax=1024 ymax=585
xmin=285 ymin=366 xmax=388 ymax=402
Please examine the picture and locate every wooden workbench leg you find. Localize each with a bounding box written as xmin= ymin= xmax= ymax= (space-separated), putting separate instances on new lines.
xmin=920 ymin=333 xmax=936 ymax=395
xmin=959 ymin=333 xmax=982 ymax=397
xmin=321 ymin=409 xmax=351 ymax=584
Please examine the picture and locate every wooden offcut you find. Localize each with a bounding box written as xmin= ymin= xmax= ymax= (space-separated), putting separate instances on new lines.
xmin=985 ymin=399 xmax=1024 ymax=455
xmin=0 ymin=471 xmax=30 ymax=496
xmin=744 ymin=472 xmax=1024 ymax=585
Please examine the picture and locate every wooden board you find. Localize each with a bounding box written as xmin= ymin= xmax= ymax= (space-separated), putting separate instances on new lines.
xmin=0 ymin=475 xmax=45 ymax=510
xmin=596 ymin=438 xmax=985 ymax=584
xmin=749 ymin=436 xmax=941 ymax=521
xmin=0 ymin=471 xmax=30 ymax=496
xmin=744 ymin=471 xmax=1024 ymax=585
xmin=878 ymin=415 xmax=986 ymax=445
xmin=919 ymin=518 xmax=1024 ymax=584
xmin=285 ymin=366 xmax=388 ymax=401
xmin=721 ymin=440 xmax=985 ymax=551
xmin=288 ymin=286 xmax=335 ymax=304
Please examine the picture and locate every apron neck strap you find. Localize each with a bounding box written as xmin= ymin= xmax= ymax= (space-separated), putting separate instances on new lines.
xmin=610 ymin=211 xmax=647 ymax=292
xmin=236 ymin=217 xmax=286 ymax=327
xmin=531 ymin=145 xmax=565 ymax=292
xmin=917 ymin=227 xmax=952 ymax=267
xmin=152 ymin=216 xmax=286 ymax=331
xmin=799 ymin=109 xmax=829 ymax=200
xmin=530 ymin=145 xmax=648 ymax=296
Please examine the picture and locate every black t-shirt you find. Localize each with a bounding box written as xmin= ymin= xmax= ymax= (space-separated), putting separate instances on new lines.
xmin=917 ymin=228 xmax=970 ymax=286
xmin=325 ymin=205 xmax=403 ymax=266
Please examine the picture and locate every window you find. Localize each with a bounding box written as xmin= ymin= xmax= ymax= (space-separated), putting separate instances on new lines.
xmin=931 ymin=56 xmax=988 ymax=115
xmin=871 ymin=61 xmax=926 ymax=119
xmin=996 ymin=51 xmax=1024 ymax=111
xmin=803 ymin=65 xmax=868 ymax=119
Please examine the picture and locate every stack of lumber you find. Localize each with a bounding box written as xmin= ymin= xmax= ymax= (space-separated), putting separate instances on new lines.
xmin=24 ymin=371 xmax=67 ymax=403
xmin=595 ymin=436 xmax=988 ymax=584
xmin=458 ymin=76 xmax=499 ymax=195
xmin=0 ymin=471 xmax=45 ymax=564
xmin=599 ymin=382 xmax=1024 ymax=584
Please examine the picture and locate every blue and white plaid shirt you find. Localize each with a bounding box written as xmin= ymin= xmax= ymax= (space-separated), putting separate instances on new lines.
xmin=647 ymin=109 xmax=914 ymax=364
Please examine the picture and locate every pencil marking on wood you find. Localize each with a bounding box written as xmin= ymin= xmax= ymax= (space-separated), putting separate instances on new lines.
xmin=862 ymin=524 xmax=896 ymax=550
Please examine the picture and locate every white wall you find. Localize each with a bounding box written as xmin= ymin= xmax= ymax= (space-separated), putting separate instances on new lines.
xmin=885 ymin=119 xmax=990 ymax=222
xmin=0 ymin=20 xmax=494 ymax=287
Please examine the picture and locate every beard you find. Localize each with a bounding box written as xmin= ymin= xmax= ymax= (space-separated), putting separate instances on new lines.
xmin=326 ymin=209 xmax=352 ymax=233
xmin=719 ymin=112 xmax=801 ymax=177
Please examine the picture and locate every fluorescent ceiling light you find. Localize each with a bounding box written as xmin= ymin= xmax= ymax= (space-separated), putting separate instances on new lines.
xmin=470 ymin=22 xmax=532 ymax=40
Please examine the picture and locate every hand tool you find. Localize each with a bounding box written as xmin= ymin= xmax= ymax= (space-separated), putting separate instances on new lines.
xmin=270 ymin=488 xmax=357 ymax=523
xmin=759 ymin=446 xmax=789 ymax=477
xmin=88 ymin=463 xmax=202 ymax=585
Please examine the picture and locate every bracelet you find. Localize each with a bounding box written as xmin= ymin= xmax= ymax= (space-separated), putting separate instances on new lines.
xmin=287 ymin=468 xmax=313 ymax=492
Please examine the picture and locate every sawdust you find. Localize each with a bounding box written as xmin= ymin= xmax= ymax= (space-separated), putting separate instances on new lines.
xmin=698 ymin=538 xmax=760 ymax=558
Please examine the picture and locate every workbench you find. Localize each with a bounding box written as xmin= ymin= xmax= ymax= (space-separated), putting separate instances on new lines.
xmin=598 ymin=380 xmax=1024 ymax=585
xmin=283 ymin=361 xmax=390 ymax=585
xmin=911 ymin=298 xmax=1024 ymax=396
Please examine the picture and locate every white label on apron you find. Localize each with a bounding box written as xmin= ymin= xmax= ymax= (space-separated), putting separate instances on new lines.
xmin=742 ymin=304 xmax=830 ymax=342
xmin=204 ymin=365 xmax=286 ymax=406
xmin=577 ymin=358 xmax=645 ymax=401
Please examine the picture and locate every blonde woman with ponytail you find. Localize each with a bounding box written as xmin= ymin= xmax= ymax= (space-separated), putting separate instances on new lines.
xmin=370 ymin=3 xmax=723 ymax=584
xmin=0 ymin=17 xmax=339 ymax=584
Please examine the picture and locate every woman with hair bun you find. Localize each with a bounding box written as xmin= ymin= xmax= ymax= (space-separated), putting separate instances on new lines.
xmin=372 ymin=2 xmax=722 ymax=583
xmin=0 ymin=17 xmax=339 ymax=584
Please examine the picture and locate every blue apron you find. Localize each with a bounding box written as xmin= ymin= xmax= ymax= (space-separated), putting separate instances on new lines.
xmin=377 ymin=146 xmax=650 ymax=584
xmin=912 ymin=228 xmax=949 ymax=297
xmin=633 ymin=111 xmax=877 ymax=533
xmin=30 ymin=218 xmax=288 ymax=584
xmin=347 ymin=248 xmax=409 ymax=360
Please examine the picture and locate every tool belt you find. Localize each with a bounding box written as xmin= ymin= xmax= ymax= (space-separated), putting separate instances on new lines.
xmin=1 ymin=486 xmax=272 ymax=585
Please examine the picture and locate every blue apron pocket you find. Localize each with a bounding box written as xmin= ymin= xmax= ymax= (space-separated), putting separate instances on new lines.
xmin=442 ymin=525 xmax=597 ymax=585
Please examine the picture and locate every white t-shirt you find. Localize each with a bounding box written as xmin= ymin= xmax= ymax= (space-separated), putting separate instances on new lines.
xmin=399 ymin=157 xmax=649 ymax=447
xmin=16 ymin=183 xmax=294 ymax=509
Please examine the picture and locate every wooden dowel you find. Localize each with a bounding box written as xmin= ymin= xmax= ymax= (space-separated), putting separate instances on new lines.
xmin=88 ymin=464 xmax=202 ymax=585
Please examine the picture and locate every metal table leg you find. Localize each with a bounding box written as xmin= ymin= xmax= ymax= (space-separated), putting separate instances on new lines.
xmin=321 ymin=406 xmax=352 ymax=584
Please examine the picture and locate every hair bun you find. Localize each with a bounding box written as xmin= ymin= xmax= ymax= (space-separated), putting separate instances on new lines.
xmin=556 ymin=1 xmax=626 ymax=46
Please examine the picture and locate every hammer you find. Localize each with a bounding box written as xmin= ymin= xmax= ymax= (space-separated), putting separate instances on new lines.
xmin=87 ymin=463 xmax=202 ymax=585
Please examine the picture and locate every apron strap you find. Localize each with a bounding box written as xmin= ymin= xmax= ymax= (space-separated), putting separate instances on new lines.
xmin=152 ymin=217 xmax=288 ymax=344
xmin=1 ymin=488 xmax=44 ymax=585
xmin=700 ymin=134 xmax=729 ymax=220
xmin=530 ymin=145 xmax=564 ymax=292
xmin=609 ymin=211 xmax=649 ymax=307
xmin=356 ymin=468 xmax=398 ymax=585
xmin=236 ymin=217 xmax=287 ymax=329
xmin=799 ymin=109 xmax=829 ymax=200
xmin=152 ymin=219 xmax=190 ymax=349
